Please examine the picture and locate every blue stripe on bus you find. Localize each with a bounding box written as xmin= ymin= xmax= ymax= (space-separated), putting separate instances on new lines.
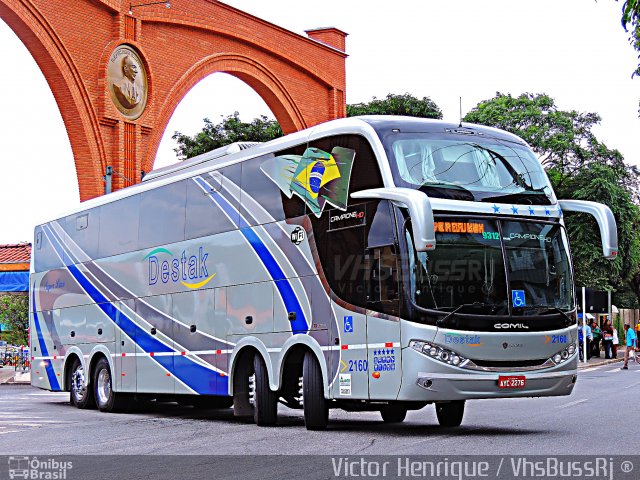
xmin=42 ymin=226 xmax=226 ymax=395
xmin=32 ymin=289 xmax=61 ymax=391
xmin=194 ymin=177 xmax=308 ymax=334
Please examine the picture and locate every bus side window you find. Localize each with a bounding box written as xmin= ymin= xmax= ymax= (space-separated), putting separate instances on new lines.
xmin=185 ymin=164 xmax=242 ymax=239
xmin=138 ymin=179 xmax=187 ymax=250
xmin=309 ymin=134 xmax=384 ymax=193
xmin=98 ymin=194 xmax=141 ymax=258
xmin=365 ymin=201 xmax=400 ymax=317
xmin=240 ymin=152 xmax=307 ymax=225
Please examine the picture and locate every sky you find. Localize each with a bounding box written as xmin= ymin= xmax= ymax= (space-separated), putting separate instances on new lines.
xmin=0 ymin=0 xmax=639 ymax=243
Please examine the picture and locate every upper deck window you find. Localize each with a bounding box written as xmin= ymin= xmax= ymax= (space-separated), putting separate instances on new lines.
xmin=387 ymin=133 xmax=555 ymax=205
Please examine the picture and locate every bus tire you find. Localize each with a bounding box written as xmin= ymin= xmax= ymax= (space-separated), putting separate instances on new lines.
xmin=93 ymin=357 xmax=129 ymax=412
xmin=302 ymin=351 xmax=328 ymax=430
xmin=380 ymin=405 xmax=407 ymax=423
xmin=69 ymin=358 xmax=94 ymax=409
xmin=435 ymin=400 xmax=465 ymax=427
xmin=253 ymin=355 xmax=278 ymax=426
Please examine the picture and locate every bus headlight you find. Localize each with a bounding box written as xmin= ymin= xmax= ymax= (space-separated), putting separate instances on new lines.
xmin=549 ymin=344 xmax=576 ymax=365
xmin=409 ymin=340 xmax=468 ymax=367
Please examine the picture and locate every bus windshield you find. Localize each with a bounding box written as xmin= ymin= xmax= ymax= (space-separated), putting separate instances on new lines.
xmin=388 ymin=134 xmax=554 ymax=204
xmin=405 ymin=218 xmax=573 ymax=315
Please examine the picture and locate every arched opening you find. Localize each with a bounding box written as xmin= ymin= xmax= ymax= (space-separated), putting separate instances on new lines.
xmin=0 ymin=19 xmax=78 ymax=243
xmin=155 ymin=72 xmax=277 ymax=170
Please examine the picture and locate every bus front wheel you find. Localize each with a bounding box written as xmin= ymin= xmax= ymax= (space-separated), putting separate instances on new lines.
xmin=380 ymin=405 xmax=407 ymax=423
xmin=435 ymin=400 xmax=465 ymax=427
xmin=302 ymin=352 xmax=328 ymax=430
xmin=253 ymin=355 xmax=278 ymax=426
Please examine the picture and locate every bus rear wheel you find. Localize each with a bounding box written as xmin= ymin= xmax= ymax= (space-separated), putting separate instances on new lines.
xmin=302 ymin=352 xmax=328 ymax=430
xmin=93 ymin=358 xmax=130 ymax=412
xmin=253 ymin=355 xmax=278 ymax=426
xmin=435 ymin=400 xmax=465 ymax=427
xmin=380 ymin=405 xmax=407 ymax=423
xmin=69 ymin=358 xmax=94 ymax=409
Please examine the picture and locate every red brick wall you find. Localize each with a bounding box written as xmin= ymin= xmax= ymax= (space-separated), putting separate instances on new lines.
xmin=0 ymin=0 xmax=347 ymax=199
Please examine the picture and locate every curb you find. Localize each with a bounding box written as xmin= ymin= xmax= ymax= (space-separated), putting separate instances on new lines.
xmin=578 ymin=357 xmax=623 ymax=369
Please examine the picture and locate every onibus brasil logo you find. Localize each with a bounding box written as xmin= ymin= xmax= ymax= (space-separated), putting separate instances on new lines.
xmin=145 ymin=247 xmax=216 ymax=289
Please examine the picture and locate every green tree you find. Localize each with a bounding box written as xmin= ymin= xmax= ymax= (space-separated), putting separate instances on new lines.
xmin=619 ymin=0 xmax=640 ymax=77
xmin=465 ymin=92 xmax=640 ymax=293
xmin=462 ymin=93 xmax=624 ymax=185
xmin=0 ymin=294 xmax=29 ymax=346
xmin=172 ymin=112 xmax=282 ymax=160
xmin=173 ymin=93 xmax=444 ymax=160
xmin=347 ymin=93 xmax=442 ymax=119
xmin=551 ymin=163 xmax=640 ymax=291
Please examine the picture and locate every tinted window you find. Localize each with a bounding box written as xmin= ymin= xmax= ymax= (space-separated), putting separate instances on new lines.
xmin=240 ymin=154 xmax=307 ymax=225
xmin=310 ymin=134 xmax=384 ymax=194
xmin=185 ymin=164 xmax=242 ymax=239
xmin=98 ymin=194 xmax=141 ymax=258
xmin=138 ymin=180 xmax=187 ymax=250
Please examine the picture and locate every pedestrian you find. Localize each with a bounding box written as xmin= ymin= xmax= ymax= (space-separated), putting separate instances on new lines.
xmin=602 ymin=319 xmax=614 ymax=359
xmin=591 ymin=320 xmax=601 ymax=358
xmin=578 ymin=319 xmax=592 ymax=361
xmin=585 ymin=320 xmax=593 ymax=360
xmin=613 ymin=323 xmax=619 ymax=358
xmin=622 ymin=324 xmax=637 ymax=370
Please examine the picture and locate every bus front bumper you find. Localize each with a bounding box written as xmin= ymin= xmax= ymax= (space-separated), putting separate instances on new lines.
xmin=397 ymin=349 xmax=578 ymax=401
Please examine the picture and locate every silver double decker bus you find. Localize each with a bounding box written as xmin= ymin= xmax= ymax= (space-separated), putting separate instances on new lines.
xmin=30 ymin=116 xmax=617 ymax=429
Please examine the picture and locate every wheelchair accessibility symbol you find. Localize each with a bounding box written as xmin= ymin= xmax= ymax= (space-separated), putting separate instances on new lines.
xmin=512 ymin=290 xmax=526 ymax=307
xmin=343 ymin=316 xmax=353 ymax=333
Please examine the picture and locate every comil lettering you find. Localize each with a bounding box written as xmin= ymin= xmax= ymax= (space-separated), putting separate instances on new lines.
xmin=494 ymin=323 xmax=529 ymax=330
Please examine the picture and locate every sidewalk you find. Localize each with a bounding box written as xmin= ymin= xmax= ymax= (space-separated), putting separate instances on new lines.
xmin=0 ymin=368 xmax=31 ymax=385
xmin=577 ymin=347 xmax=625 ymax=369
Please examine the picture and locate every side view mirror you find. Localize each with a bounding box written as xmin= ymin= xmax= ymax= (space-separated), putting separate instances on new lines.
xmin=558 ymin=200 xmax=618 ymax=260
xmin=351 ymin=188 xmax=436 ymax=251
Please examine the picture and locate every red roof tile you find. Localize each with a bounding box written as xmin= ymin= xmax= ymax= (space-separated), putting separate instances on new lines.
xmin=0 ymin=243 xmax=32 ymax=264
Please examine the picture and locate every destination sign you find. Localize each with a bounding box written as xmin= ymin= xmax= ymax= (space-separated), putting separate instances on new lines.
xmin=434 ymin=221 xmax=485 ymax=234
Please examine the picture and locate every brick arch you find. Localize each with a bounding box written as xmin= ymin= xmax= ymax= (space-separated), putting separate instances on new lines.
xmin=0 ymin=0 xmax=107 ymax=200
xmin=0 ymin=0 xmax=347 ymax=199
xmin=145 ymin=53 xmax=315 ymax=174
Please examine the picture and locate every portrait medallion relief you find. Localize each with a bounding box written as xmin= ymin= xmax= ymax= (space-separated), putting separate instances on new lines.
xmin=107 ymin=45 xmax=148 ymax=120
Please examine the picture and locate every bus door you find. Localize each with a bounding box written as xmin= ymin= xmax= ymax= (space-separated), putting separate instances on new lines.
xmin=365 ymin=201 xmax=402 ymax=400
xmin=324 ymin=204 xmax=369 ymax=399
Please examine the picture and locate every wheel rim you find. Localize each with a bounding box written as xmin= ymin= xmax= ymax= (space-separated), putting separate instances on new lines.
xmin=97 ymin=368 xmax=111 ymax=405
xmin=72 ymin=365 xmax=87 ymax=402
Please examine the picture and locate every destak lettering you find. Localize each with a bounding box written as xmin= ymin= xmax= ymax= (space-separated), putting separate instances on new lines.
xmin=147 ymin=247 xmax=210 ymax=286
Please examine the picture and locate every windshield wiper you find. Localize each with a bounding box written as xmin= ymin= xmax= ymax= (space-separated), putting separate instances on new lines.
xmin=522 ymin=305 xmax=574 ymax=327
xmin=420 ymin=181 xmax=472 ymax=193
xmin=436 ymin=302 xmax=497 ymax=328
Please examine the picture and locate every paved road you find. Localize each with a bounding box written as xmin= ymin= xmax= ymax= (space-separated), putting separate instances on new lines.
xmin=0 ymin=362 xmax=636 ymax=456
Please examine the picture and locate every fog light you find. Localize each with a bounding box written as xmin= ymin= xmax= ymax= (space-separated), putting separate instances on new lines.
xmin=553 ymin=353 xmax=562 ymax=363
xmin=452 ymin=355 xmax=461 ymax=366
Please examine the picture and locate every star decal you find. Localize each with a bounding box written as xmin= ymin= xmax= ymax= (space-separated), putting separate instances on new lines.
xmin=544 ymin=208 xmax=551 ymax=216
xmin=528 ymin=207 xmax=535 ymax=215
xmin=511 ymin=206 xmax=519 ymax=214
xmin=492 ymin=204 xmax=500 ymax=213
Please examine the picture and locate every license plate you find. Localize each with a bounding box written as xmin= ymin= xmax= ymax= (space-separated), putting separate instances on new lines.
xmin=498 ymin=375 xmax=526 ymax=389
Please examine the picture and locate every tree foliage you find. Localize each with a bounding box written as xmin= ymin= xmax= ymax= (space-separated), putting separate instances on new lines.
xmin=551 ymin=163 xmax=640 ymax=291
xmin=347 ymin=93 xmax=443 ymax=119
xmin=463 ymin=93 xmax=629 ymax=185
xmin=619 ymin=0 xmax=640 ymax=77
xmin=172 ymin=112 xmax=282 ymax=160
xmin=0 ymin=294 xmax=29 ymax=346
xmin=173 ymin=94 xmax=444 ymax=160
xmin=465 ymin=92 xmax=640 ymax=294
